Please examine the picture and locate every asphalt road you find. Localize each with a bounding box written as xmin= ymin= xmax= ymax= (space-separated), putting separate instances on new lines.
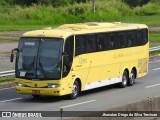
xmin=0 ymin=57 xmax=160 ymax=120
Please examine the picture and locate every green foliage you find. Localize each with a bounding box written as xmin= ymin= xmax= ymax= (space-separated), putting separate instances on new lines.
xmin=0 ymin=25 xmax=52 ymax=31
xmin=0 ymin=0 xmax=160 ymax=29
xmin=97 ymin=0 xmax=134 ymax=16
xmin=38 ymin=0 xmax=52 ymax=6
xmin=0 ymin=0 xmax=16 ymax=6
xmin=0 ymin=76 xmax=15 ymax=83
xmin=0 ymin=0 xmax=91 ymax=6
xmin=0 ymin=0 xmax=133 ymax=25
xmin=135 ymin=2 xmax=160 ymax=15
xmin=150 ymin=32 xmax=160 ymax=42
xmin=67 ymin=2 xmax=91 ymax=16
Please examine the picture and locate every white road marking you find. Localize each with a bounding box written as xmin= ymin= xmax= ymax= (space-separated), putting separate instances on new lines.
xmin=0 ymin=87 xmax=15 ymax=91
xmin=153 ymin=68 xmax=160 ymax=71
xmin=145 ymin=83 xmax=160 ymax=88
xmin=0 ymin=97 xmax=22 ymax=103
xmin=60 ymin=100 xmax=96 ymax=109
xmin=149 ymin=60 xmax=160 ymax=64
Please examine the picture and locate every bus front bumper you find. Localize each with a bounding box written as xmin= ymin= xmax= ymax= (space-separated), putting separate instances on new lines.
xmin=16 ymin=86 xmax=68 ymax=96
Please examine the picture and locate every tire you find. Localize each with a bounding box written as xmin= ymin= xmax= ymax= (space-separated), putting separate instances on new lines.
xmin=128 ymin=69 xmax=136 ymax=86
xmin=70 ymin=81 xmax=80 ymax=99
xmin=120 ymin=71 xmax=128 ymax=88
xmin=32 ymin=95 xmax=41 ymax=99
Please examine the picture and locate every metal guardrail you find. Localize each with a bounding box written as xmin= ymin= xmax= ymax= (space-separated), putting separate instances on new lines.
xmin=149 ymin=46 xmax=160 ymax=52
xmin=0 ymin=70 xmax=15 ymax=77
xmin=0 ymin=46 xmax=159 ymax=77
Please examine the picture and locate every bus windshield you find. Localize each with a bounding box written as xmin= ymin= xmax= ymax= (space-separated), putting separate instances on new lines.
xmin=16 ymin=38 xmax=63 ymax=80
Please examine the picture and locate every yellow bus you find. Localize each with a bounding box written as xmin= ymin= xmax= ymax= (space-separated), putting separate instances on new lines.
xmin=11 ymin=22 xmax=149 ymax=99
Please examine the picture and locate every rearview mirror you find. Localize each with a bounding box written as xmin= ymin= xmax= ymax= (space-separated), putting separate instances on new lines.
xmin=10 ymin=53 xmax=14 ymax=62
xmin=10 ymin=48 xmax=19 ymax=62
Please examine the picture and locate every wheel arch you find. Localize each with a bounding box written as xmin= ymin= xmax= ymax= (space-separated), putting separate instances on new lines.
xmin=132 ymin=67 xmax=137 ymax=79
xmin=74 ymin=77 xmax=82 ymax=92
xmin=124 ymin=68 xmax=129 ymax=78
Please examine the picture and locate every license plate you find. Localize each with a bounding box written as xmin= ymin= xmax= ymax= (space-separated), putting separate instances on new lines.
xmin=32 ymin=90 xmax=40 ymax=94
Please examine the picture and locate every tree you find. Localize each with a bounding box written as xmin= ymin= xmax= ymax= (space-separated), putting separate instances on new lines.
xmin=2 ymin=0 xmax=16 ymax=5
xmin=16 ymin=0 xmax=38 ymax=5
xmin=2 ymin=0 xmax=90 ymax=6
xmin=122 ymin=0 xmax=151 ymax=7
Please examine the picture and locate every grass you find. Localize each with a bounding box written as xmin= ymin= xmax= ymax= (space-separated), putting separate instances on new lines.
xmin=0 ymin=76 xmax=15 ymax=83
xmin=0 ymin=15 xmax=160 ymax=31
xmin=0 ymin=0 xmax=159 ymax=28
xmin=149 ymin=32 xmax=160 ymax=42
xmin=0 ymin=37 xmax=19 ymax=41
xmin=150 ymin=51 xmax=160 ymax=56
xmin=122 ymin=15 xmax=160 ymax=26
xmin=0 ymin=25 xmax=55 ymax=31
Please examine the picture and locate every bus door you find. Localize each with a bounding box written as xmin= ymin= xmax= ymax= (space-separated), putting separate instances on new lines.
xmin=62 ymin=36 xmax=74 ymax=90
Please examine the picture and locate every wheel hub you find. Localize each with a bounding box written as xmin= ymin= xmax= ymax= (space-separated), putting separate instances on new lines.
xmin=72 ymin=84 xmax=78 ymax=96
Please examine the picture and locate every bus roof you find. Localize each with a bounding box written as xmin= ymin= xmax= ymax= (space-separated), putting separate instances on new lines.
xmin=22 ymin=22 xmax=148 ymax=38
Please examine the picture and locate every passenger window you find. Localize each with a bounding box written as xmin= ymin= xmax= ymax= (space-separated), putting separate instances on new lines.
xmin=75 ymin=35 xmax=87 ymax=56
xmin=87 ymin=35 xmax=96 ymax=53
xmin=137 ymin=30 xmax=142 ymax=45
xmin=137 ymin=30 xmax=143 ymax=46
xmin=118 ymin=32 xmax=126 ymax=48
xmin=142 ymin=29 xmax=148 ymax=45
xmin=108 ymin=34 xmax=117 ymax=50
xmin=137 ymin=29 xmax=148 ymax=46
xmin=96 ymin=34 xmax=106 ymax=51
xmin=64 ymin=36 xmax=74 ymax=57
xmin=127 ymin=31 xmax=136 ymax=47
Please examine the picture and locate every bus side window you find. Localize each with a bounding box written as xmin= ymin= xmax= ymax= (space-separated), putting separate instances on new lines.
xmin=137 ymin=29 xmax=148 ymax=46
xmin=108 ymin=33 xmax=117 ymax=50
xmin=142 ymin=29 xmax=148 ymax=45
xmin=127 ymin=31 xmax=135 ymax=47
xmin=96 ymin=34 xmax=106 ymax=51
xmin=75 ymin=35 xmax=86 ymax=56
xmin=117 ymin=32 xmax=126 ymax=48
xmin=137 ymin=30 xmax=143 ymax=46
xmin=64 ymin=36 xmax=74 ymax=57
xmin=87 ymin=35 xmax=96 ymax=53
xmin=75 ymin=37 xmax=81 ymax=56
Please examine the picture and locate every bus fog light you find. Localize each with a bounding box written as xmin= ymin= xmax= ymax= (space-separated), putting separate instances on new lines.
xmin=48 ymin=83 xmax=60 ymax=88
xmin=16 ymin=82 xmax=25 ymax=87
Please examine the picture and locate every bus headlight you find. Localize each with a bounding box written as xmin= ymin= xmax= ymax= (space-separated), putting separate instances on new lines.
xmin=16 ymin=82 xmax=25 ymax=87
xmin=48 ymin=83 xmax=60 ymax=88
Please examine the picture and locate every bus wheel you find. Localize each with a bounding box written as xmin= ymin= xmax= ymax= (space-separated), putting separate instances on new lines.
xmin=120 ymin=71 xmax=128 ymax=88
xmin=70 ymin=81 xmax=80 ymax=99
xmin=128 ymin=69 xmax=136 ymax=86
xmin=32 ymin=95 xmax=41 ymax=99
